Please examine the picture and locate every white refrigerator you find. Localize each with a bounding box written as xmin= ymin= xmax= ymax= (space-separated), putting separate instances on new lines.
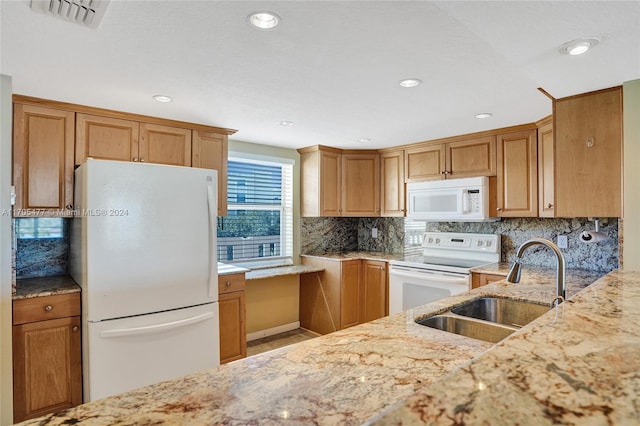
xmin=70 ymin=159 xmax=220 ymax=402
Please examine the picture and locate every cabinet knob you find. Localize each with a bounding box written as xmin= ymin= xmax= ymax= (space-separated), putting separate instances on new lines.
xmin=379 ymin=266 xmax=384 ymax=270
xmin=133 ymin=157 xmax=139 ymax=162
xmin=547 ymin=203 xmax=554 ymax=209
xmin=65 ymin=204 xmax=73 ymax=210
xmin=44 ymin=305 xmax=53 ymax=312
xmin=225 ymin=281 xmax=231 ymax=288
xmin=496 ymin=207 xmax=502 ymax=211
xmin=140 ymin=158 xmax=145 ymax=163
xmin=72 ymin=326 xmax=79 ymax=332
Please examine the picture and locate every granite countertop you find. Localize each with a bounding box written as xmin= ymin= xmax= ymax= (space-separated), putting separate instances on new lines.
xmin=18 ymin=267 xmax=638 ymax=425
xmin=301 ymin=251 xmax=404 ymax=262
xmin=13 ymin=275 xmax=80 ymax=300
xmin=218 ymin=262 xmax=324 ymax=280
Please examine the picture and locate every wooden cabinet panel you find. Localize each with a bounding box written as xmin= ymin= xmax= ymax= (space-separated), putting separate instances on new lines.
xmin=320 ymin=150 xmax=342 ymax=216
xmin=339 ymin=260 xmax=361 ymax=329
xmin=447 ymin=136 xmax=496 ymax=178
xmin=405 ymin=144 xmax=444 ymax=182
xmin=76 ymin=113 xmax=139 ymax=164
xmin=537 ymin=119 xmax=555 ymax=217
xmin=341 ymin=153 xmax=380 ymax=216
xmin=554 ymin=87 xmax=622 ymax=217
xmin=13 ymin=104 xmax=75 ymax=215
xmin=380 ymin=150 xmax=405 ymax=216
xmin=218 ymin=273 xmax=246 ymax=364
xmin=361 ymin=260 xmax=387 ymax=322
xmin=496 ymin=130 xmax=537 ymax=217
xmin=192 ymin=131 xmax=228 ymax=216
xmin=219 ymin=290 xmax=246 ymax=364
xmin=13 ymin=293 xmax=82 ymax=424
xmin=471 ymin=272 xmax=505 ymax=289
xmin=140 ymin=123 xmax=191 ymax=166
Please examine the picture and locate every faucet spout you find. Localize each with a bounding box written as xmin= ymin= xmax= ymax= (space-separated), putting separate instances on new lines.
xmin=506 ymin=238 xmax=566 ymax=301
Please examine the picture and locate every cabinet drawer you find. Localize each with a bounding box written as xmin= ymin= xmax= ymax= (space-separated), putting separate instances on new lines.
xmin=13 ymin=293 xmax=81 ymax=325
xmin=218 ymin=273 xmax=246 ymax=294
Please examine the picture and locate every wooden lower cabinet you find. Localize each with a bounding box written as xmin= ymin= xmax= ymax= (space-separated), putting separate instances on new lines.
xmin=13 ymin=293 xmax=82 ymax=423
xmin=471 ymin=272 xmax=505 ymax=289
xmin=218 ymin=273 xmax=246 ymax=364
xmin=300 ymin=257 xmax=387 ymax=335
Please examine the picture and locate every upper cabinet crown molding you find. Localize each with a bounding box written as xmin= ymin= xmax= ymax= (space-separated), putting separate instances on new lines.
xmin=12 ymin=94 xmax=237 ymax=135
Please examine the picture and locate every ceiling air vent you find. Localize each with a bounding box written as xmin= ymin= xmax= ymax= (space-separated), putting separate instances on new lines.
xmin=30 ymin=0 xmax=110 ymax=28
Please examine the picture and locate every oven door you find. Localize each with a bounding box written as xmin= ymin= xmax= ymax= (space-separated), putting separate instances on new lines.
xmin=388 ymin=265 xmax=470 ymax=314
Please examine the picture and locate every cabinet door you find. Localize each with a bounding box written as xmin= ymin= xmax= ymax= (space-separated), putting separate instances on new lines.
xmin=340 ymin=260 xmax=361 ymax=329
xmin=361 ymin=260 xmax=387 ymax=322
xmin=341 ymin=153 xmax=380 ymax=217
xmin=554 ymin=87 xmax=622 ymax=217
xmin=380 ymin=151 xmax=405 ymax=217
xmin=139 ymin=123 xmax=192 ymax=166
xmin=496 ymin=130 xmax=537 ymax=217
xmin=13 ymin=104 xmax=75 ymax=216
xmin=446 ymin=136 xmax=496 ymax=178
xmin=219 ymin=290 xmax=246 ymax=364
xmin=405 ymin=144 xmax=445 ymax=182
xmin=13 ymin=316 xmax=82 ymax=423
xmin=76 ymin=113 xmax=139 ymax=164
xmin=320 ymin=150 xmax=342 ymax=216
xmin=537 ymin=120 xmax=555 ymax=217
xmin=192 ymin=131 xmax=228 ymax=216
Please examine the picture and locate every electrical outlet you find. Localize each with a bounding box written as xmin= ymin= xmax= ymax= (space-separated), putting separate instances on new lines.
xmin=372 ymin=227 xmax=378 ymax=238
xmin=557 ymin=235 xmax=568 ymax=249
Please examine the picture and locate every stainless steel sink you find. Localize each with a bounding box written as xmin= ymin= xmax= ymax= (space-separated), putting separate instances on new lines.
xmin=451 ymin=297 xmax=550 ymax=328
xmin=416 ymin=315 xmax=516 ymax=343
xmin=416 ymin=297 xmax=551 ymax=343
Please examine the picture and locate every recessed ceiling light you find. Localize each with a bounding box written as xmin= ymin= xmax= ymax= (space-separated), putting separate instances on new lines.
xmin=358 ymin=138 xmax=371 ymax=143
xmin=248 ymin=11 xmax=281 ymax=30
xmin=559 ymin=38 xmax=599 ymax=55
xmin=399 ymin=78 xmax=422 ymax=88
xmin=475 ymin=113 xmax=493 ymax=119
xmin=278 ymin=121 xmax=293 ymax=127
xmin=152 ymin=95 xmax=173 ymax=103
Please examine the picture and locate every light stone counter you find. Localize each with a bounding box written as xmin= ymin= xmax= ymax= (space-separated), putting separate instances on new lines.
xmin=18 ymin=269 xmax=639 ymax=425
xmin=13 ymin=275 xmax=80 ymax=300
xmin=301 ymin=251 xmax=404 ymax=262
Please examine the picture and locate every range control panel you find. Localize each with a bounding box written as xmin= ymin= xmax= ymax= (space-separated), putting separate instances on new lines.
xmin=422 ymin=232 xmax=500 ymax=254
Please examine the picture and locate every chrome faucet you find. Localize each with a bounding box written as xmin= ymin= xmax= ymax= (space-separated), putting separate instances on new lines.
xmin=506 ymin=238 xmax=566 ymax=303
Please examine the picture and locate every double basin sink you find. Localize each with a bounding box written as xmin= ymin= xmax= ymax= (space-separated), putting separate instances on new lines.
xmin=416 ymin=297 xmax=551 ymax=343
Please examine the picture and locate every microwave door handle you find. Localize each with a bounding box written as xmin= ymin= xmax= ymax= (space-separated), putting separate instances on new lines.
xmin=390 ymin=269 xmax=467 ymax=284
xmin=461 ymin=189 xmax=469 ymax=213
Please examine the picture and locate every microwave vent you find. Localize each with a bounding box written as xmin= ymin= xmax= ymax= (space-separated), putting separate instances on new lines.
xmin=30 ymin=0 xmax=110 ymax=28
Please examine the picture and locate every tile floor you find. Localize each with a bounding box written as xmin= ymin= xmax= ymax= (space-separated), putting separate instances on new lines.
xmin=247 ymin=328 xmax=319 ymax=357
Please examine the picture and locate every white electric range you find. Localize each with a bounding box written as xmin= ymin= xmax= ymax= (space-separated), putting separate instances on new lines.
xmin=389 ymin=232 xmax=501 ymax=314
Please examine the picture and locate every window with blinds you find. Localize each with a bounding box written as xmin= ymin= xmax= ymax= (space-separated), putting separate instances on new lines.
xmin=217 ymin=158 xmax=293 ymax=266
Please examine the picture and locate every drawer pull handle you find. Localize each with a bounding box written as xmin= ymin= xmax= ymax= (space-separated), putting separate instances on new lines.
xmin=44 ymin=305 xmax=53 ymax=312
xmin=72 ymin=326 xmax=79 ymax=332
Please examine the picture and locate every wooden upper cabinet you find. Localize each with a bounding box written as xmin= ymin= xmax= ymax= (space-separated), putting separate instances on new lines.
xmin=341 ymin=152 xmax=380 ymax=216
xmin=496 ymin=129 xmax=538 ymax=217
xmin=320 ymin=150 xmax=342 ymax=216
xmin=299 ymin=146 xmax=342 ymax=217
xmin=139 ymin=123 xmax=191 ymax=166
xmin=192 ymin=131 xmax=228 ymax=216
xmin=537 ymin=117 xmax=555 ymax=217
xmin=76 ymin=114 xmax=139 ymax=165
xmin=13 ymin=104 xmax=75 ymax=216
xmin=380 ymin=150 xmax=405 ymax=216
xmin=446 ymin=136 xmax=496 ymax=179
xmin=405 ymin=144 xmax=444 ymax=182
xmin=405 ymin=136 xmax=496 ymax=182
xmin=553 ymin=86 xmax=622 ymax=217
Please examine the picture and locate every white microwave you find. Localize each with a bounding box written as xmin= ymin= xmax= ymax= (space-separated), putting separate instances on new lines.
xmin=406 ymin=176 xmax=497 ymax=222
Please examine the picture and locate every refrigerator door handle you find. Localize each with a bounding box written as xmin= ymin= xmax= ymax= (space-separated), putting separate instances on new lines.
xmin=99 ymin=312 xmax=215 ymax=338
xmin=206 ymin=176 xmax=217 ymax=298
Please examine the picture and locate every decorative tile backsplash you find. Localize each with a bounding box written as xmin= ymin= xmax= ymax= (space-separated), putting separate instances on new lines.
xmin=301 ymin=216 xmax=619 ymax=272
xmin=15 ymin=218 xmax=70 ymax=279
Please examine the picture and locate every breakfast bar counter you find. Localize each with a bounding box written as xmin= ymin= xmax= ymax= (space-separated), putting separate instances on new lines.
xmin=18 ymin=269 xmax=639 ymax=425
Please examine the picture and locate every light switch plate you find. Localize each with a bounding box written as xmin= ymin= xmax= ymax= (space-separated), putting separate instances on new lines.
xmin=372 ymin=227 xmax=378 ymax=238
xmin=557 ymin=235 xmax=568 ymax=249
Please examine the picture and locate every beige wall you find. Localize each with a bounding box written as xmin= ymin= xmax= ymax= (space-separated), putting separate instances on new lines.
xmin=245 ymin=275 xmax=299 ymax=333
xmin=0 ymin=75 xmax=14 ymax=425
xmin=623 ymin=80 xmax=640 ymax=270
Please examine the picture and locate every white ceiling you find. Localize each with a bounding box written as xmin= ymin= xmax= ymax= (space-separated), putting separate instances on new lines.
xmin=1 ymin=1 xmax=639 ymax=150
